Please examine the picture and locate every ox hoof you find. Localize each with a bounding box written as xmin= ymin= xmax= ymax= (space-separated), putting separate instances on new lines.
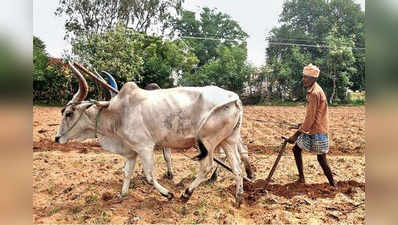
xmin=164 ymin=172 xmax=174 ymax=180
xmin=180 ymin=189 xmax=193 ymax=203
xmin=162 ymin=192 xmax=174 ymax=200
xmin=161 ymin=192 xmax=174 ymax=200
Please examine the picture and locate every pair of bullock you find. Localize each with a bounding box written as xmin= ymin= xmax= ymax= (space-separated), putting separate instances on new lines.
xmin=55 ymin=62 xmax=254 ymax=207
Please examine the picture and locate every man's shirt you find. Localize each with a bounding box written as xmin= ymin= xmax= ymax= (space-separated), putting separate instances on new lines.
xmin=298 ymin=82 xmax=329 ymax=135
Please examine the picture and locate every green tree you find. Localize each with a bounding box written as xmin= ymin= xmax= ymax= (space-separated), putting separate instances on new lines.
xmin=265 ymin=0 xmax=365 ymax=101
xmin=33 ymin=36 xmax=49 ymax=82
xmin=55 ymin=0 xmax=184 ymax=39
xmin=33 ymin=36 xmax=74 ymax=104
xmin=182 ymin=43 xmax=251 ymax=94
xmin=72 ymin=25 xmax=198 ymax=88
xmin=173 ymin=7 xmax=248 ymax=67
xmin=324 ymin=27 xmax=356 ymax=104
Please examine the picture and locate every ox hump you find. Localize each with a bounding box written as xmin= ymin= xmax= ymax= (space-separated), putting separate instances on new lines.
xmin=119 ymin=82 xmax=140 ymax=98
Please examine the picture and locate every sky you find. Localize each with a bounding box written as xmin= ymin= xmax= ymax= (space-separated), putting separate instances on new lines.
xmin=33 ymin=0 xmax=365 ymax=67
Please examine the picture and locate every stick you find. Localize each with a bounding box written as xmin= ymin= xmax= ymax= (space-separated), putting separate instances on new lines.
xmin=265 ymin=138 xmax=288 ymax=185
xmin=213 ymin=157 xmax=253 ymax=183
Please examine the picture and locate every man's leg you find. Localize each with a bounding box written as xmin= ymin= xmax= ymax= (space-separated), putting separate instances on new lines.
xmin=292 ymin=144 xmax=305 ymax=183
xmin=317 ymin=153 xmax=336 ymax=187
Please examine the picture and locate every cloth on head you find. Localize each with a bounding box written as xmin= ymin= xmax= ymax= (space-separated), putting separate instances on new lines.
xmin=303 ymin=64 xmax=320 ymax=77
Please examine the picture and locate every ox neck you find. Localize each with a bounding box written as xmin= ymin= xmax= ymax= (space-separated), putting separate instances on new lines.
xmin=94 ymin=107 xmax=105 ymax=138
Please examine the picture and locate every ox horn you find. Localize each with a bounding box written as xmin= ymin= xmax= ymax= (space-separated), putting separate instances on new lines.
xmin=93 ymin=70 xmax=118 ymax=98
xmin=73 ymin=63 xmax=119 ymax=94
xmin=101 ymin=71 xmax=118 ymax=91
xmin=68 ymin=62 xmax=88 ymax=103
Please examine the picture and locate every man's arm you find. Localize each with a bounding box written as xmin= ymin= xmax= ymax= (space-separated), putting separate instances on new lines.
xmin=287 ymin=94 xmax=318 ymax=144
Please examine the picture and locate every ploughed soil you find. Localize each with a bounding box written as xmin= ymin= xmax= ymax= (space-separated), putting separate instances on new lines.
xmin=33 ymin=106 xmax=365 ymax=224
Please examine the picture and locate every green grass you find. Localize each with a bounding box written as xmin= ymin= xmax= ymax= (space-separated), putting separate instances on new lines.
xmin=84 ymin=193 xmax=99 ymax=204
xmin=34 ymin=103 xmax=64 ymax=107
xmin=255 ymin=100 xmax=305 ymax=107
xmin=47 ymin=207 xmax=61 ymax=216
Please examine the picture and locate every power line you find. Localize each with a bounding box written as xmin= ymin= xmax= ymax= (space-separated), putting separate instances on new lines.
xmin=179 ymin=35 xmax=365 ymax=50
xmin=181 ymin=36 xmax=239 ymax=42
xmin=268 ymin=41 xmax=365 ymax=50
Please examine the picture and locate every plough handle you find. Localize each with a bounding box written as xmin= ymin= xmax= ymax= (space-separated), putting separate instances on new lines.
xmin=265 ymin=139 xmax=288 ymax=183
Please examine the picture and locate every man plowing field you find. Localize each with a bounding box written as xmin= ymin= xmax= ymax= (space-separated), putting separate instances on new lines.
xmin=287 ymin=64 xmax=336 ymax=187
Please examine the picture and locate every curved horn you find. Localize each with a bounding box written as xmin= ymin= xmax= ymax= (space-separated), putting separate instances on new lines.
xmin=94 ymin=70 xmax=117 ymax=98
xmin=93 ymin=69 xmax=106 ymax=82
xmin=101 ymin=71 xmax=118 ymax=91
xmin=68 ymin=62 xmax=88 ymax=103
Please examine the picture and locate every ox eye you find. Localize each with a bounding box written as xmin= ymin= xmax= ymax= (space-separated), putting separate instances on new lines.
xmin=65 ymin=112 xmax=73 ymax=118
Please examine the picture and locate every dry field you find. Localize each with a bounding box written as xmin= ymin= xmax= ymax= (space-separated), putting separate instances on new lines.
xmin=33 ymin=105 xmax=365 ymax=224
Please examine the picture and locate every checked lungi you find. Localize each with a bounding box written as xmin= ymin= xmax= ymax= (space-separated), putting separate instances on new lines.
xmin=296 ymin=133 xmax=329 ymax=154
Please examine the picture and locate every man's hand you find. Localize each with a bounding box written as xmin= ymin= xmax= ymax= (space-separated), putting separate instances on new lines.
xmin=286 ymin=135 xmax=298 ymax=144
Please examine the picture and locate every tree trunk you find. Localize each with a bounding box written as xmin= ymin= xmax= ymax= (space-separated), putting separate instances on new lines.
xmin=330 ymin=76 xmax=336 ymax=104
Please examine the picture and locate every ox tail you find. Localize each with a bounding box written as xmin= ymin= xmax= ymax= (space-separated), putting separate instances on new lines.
xmin=192 ymin=139 xmax=208 ymax=161
xmin=193 ymin=97 xmax=241 ymax=161
xmin=197 ymin=96 xmax=240 ymax=133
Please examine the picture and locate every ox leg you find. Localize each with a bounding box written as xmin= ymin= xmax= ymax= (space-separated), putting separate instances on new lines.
xmin=209 ymin=147 xmax=225 ymax=182
xmin=162 ymin=147 xmax=173 ymax=179
xmin=141 ymin=150 xmax=174 ymax=200
xmin=181 ymin=140 xmax=214 ymax=202
xmin=238 ymin=139 xmax=254 ymax=180
xmin=121 ymin=152 xmax=138 ymax=196
xmin=222 ymin=140 xmax=243 ymax=208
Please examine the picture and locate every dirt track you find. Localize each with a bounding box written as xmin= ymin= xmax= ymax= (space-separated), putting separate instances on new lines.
xmin=33 ymin=106 xmax=365 ymax=224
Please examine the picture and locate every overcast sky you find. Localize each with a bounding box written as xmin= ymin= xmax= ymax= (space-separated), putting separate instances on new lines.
xmin=33 ymin=0 xmax=365 ymax=67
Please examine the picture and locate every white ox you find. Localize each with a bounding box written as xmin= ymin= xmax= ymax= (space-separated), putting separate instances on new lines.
xmin=55 ymin=63 xmax=246 ymax=206
xmin=143 ymin=83 xmax=254 ymax=182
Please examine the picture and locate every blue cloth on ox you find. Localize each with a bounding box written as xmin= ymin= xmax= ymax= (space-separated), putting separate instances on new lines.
xmin=296 ymin=133 xmax=329 ymax=154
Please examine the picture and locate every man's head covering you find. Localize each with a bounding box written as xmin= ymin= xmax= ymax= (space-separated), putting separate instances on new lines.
xmin=303 ymin=64 xmax=320 ymax=78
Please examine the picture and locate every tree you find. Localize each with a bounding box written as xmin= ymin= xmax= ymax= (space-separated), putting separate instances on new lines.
xmin=33 ymin=36 xmax=74 ymax=104
xmin=55 ymin=0 xmax=184 ymax=39
xmin=71 ymin=25 xmax=198 ymax=88
xmin=33 ymin=36 xmax=49 ymax=82
xmin=325 ymin=27 xmax=356 ymax=104
xmin=173 ymin=7 xmax=248 ymax=67
xmin=181 ymin=43 xmax=251 ymax=94
xmin=265 ymin=0 xmax=365 ymax=101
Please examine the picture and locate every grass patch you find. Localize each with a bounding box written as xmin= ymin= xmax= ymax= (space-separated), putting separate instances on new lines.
xmin=69 ymin=205 xmax=83 ymax=214
xmin=256 ymin=100 xmax=305 ymax=107
xmin=47 ymin=184 xmax=56 ymax=195
xmin=94 ymin=211 xmax=111 ymax=224
xmin=34 ymin=103 xmax=64 ymax=107
xmin=47 ymin=207 xmax=61 ymax=216
xmin=180 ymin=205 xmax=188 ymax=216
xmin=84 ymin=193 xmax=99 ymax=204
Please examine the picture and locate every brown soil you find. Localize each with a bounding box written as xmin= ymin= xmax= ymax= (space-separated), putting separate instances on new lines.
xmin=33 ymin=106 xmax=365 ymax=224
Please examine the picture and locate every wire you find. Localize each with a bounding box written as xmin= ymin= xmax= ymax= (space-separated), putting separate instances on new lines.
xmin=178 ymin=35 xmax=365 ymax=50
xmin=181 ymin=35 xmax=239 ymax=42
xmin=268 ymin=41 xmax=365 ymax=50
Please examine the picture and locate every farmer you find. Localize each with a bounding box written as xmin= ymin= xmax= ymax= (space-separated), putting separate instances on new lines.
xmin=287 ymin=64 xmax=336 ymax=187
